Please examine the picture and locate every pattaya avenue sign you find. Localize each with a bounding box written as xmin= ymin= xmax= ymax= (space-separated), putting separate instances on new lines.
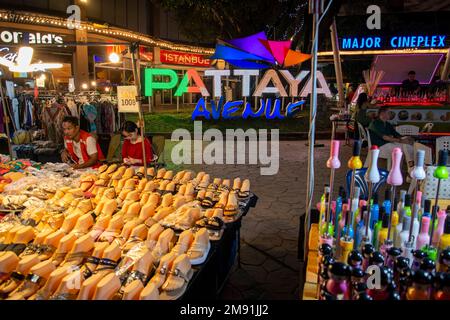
xmin=144 ymin=68 xmax=331 ymax=98
xmin=144 ymin=68 xmax=331 ymax=119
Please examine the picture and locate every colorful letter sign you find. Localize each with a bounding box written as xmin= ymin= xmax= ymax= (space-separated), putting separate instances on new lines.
xmin=341 ymin=35 xmax=447 ymax=50
xmin=160 ymin=49 xmax=210 ymax=67
xmin=144 ymin=68 xmax=332 ymax=98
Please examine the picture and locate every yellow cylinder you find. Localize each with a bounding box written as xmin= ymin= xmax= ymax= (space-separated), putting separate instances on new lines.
xmin=339 ymin=238 xmax=354 ymax=263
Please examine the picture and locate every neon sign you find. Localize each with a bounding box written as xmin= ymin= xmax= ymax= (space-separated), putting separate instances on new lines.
xmin=0 ymin=47 xmax=17 ymax=62
xmin=0 ymin=30 xmax=63 ymax=45
xmin=341 ymin=35 xmax=446 ymax=50
xmin=144 ymin=68 xmax=332 ymax=98
xmin=192 ymin=97 xmax=305 ymax=120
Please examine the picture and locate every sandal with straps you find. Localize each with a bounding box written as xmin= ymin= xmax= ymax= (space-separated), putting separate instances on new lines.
xmin=20 ymin=243 xmax=39 ymax=257
xmin=4 ymin=243 xmax=28 ymax=256
xmin=81 ymin=256 xmax=101 ymax=279
xmin=49 ymin=291 xmax=78 ymax=300
xmin=10 ymin=273 xmax=47 ymax=299
xmin=94 ymin=258 xmax=119 ymax=273
xmin=159 ymin=267 xmax=193 ymax=300
xmin=121 ymin=236 xmax=144 ymax=254
xmin=63 ymin=251 xmax=90 ymax=265
xmin=116 ymin=270 xmax=149 ymax=299
xmin=52 ymin=251 xmax=69 ymax=267
xmin=201 ymin=197 xmax=215 ymax=208
xmin=206 ymin=216 xmax=224 ymax=231
xmin=35 ymin=244 xmax=56 ymax=258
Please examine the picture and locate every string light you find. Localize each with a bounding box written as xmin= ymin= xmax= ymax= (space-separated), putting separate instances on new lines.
xmin=0 ymin=10 xmax=216 ymax=55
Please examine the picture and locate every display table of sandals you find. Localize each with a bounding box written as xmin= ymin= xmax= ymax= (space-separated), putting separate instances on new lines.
xmin=0 ymin=164 xmax=255 ymax=300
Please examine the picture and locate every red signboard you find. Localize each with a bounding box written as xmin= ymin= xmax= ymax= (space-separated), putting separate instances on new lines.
xmin=160 ymin=49 xmax=210 ymax=67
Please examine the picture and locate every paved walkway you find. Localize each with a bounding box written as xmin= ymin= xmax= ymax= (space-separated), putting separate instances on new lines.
xmin=163 ymin=139 xmax=354 ymax=300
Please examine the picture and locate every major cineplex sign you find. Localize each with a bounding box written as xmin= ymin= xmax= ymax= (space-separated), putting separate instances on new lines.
xmin=341 ymin=34 xmax=447 ymax=50
xmin=0 ymin=30 xmax=64 ymax=44
xmin=144 ymin=68 xmax=332 ymax=120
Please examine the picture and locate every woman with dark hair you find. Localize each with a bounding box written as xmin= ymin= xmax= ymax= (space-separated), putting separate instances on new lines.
xmin=121 ymin=121 xmax=153 ymax=165
xmin=355 ymin=92 xmax=371 ymax=128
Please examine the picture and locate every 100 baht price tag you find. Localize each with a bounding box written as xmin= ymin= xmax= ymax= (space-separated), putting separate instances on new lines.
xmin=117 ymin=85 xmax=139 ymax=113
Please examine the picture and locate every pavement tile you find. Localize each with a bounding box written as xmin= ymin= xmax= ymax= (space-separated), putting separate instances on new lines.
xmin=175 ymin=140 xmax=354 ymax=300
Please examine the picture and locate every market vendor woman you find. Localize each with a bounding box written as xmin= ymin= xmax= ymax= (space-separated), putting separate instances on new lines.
xmin=60 ymin=116 xmax=105 ymax=169
xmin=121 ymin=121 xmax=153 ymax=165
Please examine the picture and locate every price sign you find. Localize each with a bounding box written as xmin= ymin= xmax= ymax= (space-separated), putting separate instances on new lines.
xmin=117 ymin=85 xmax=139 ymax=113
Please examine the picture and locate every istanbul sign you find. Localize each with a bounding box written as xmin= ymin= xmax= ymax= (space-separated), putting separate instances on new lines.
xmin=160 ymin=49 xmax=210 ymax=67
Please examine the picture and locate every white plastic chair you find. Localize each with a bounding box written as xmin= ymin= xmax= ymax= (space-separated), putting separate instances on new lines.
xmin=421 ymin=123 xmax=434 ymax=133
xmin=422 ymin=165 xmax=450 ymax=201
xmin=436 ymin=136 xmax=450 ymax=165
xmin=358 ymin=122 xmax=368 ymax=144
xmin=396 ymin=125 xmax=420 ymax=136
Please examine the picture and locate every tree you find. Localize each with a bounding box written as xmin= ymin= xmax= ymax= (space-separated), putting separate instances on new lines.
xmin=153 ymin=0 xmax=311 ymax=49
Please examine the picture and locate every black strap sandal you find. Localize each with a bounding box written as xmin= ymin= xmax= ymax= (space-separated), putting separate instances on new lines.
xmin=88 ymin=211 xmax=98 ymax=222
xmin=125 ymin=270 xmax=148 ymax=286
xmin=0 ymin=243 xmax=7 ymax=251
xmin=21 ymin=243 xmax=38 ymax=256
xmin=36 ymin=244 xmax=56 ymax=256
xmin=219 ymin=185 xmax=231 ymax=192
xmin=82 ymin=256 xmax=101 ymax=279
xmin=207 ymin=184 xmax=219 ymax=192
xmin=22 ymin=219 xmax=38 ymax=227
xmin=64 ymin=251 xmax=90 ymax=264
xmin=201 ymin=197 xmax=215 ymax=208
xmin=5 ymin=243 xmax=28 ymax=255
xmin=94 ymin=258 xmax=119 ymax=273
xmin=10 ymin=272 xmax=26 ymax=281
xmin=25 ymin=273 xmax=47 ymax=287
xmin=195 ymin=217 xmax=209 ymax=228
xmin=206 ymin=217 xmax=224 ymax=231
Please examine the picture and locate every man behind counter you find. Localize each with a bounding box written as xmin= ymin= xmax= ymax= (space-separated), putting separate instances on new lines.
xmin=60 ymin=116 xmax=105 ymax=169
xmin=401 ymin=70 xmax=420 ymax=93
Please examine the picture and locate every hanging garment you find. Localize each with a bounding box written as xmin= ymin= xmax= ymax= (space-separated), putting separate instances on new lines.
xmin=82 ymin=104 xmax=98 ymax=133
xmin=41 ymin=103 xmax=68 ymax=145
xmin=23 ymin=99 xmax=34 ymax=129
xmin=79 ymin=103 xmax=90 ymax=132
xmin=95 ymin=102 xmax=102 ymax=134
xmin=0 ymin=101 xmax=4 ymax=134
xmin=67 ymin=100 xmax=79 ymax=118
xmin=12 ymin=98 xmax=20 ymax=130
xmin=100 ymin=101 xmax=116 ymax=135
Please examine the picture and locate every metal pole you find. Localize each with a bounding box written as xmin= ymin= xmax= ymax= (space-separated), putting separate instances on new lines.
xmin=130 ymin=44 xmax=148 ymax=178
xmin=93 ymin=55 xmax=97 ymax=89
xmin=429 ymin=179 xmax=441 ymax=246
xmin=303 ymin=0 xmax=321 ymax=262
xmin=440 ymin=47 xmax=450 ymax=81
xmin=0 ymin=80 xmax=13 ymax=160
xmin=330 ymin=17 xmax=345 ymax=109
